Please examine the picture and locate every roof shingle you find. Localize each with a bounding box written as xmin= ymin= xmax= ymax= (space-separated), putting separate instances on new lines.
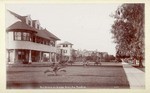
xmin=6 ymin=21 xmax=37 ymax=33
xmin=59 ymin=41 xmax=73 ymax=45
xmin=7 ymin=10 xmax=60 ymax=41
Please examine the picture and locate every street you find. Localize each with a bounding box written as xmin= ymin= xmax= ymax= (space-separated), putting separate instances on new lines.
xmin=7 ymin=62 xmax=130 ymax=89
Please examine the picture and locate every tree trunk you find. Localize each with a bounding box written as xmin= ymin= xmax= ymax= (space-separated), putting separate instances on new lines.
xmin=139 ymin=58 xmax=143 ymax=67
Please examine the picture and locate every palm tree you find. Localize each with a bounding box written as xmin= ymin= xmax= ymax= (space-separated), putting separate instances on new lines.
xmin=44 ymin=62 xmax=66 ymax=76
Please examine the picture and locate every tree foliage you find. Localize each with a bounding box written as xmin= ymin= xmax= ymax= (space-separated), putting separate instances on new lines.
xmin=111 ymin=4 xmax=144 ymax=67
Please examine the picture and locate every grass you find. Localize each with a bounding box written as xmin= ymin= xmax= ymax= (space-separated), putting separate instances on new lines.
xmin=7 ymin=64 xmax=129 ymax=89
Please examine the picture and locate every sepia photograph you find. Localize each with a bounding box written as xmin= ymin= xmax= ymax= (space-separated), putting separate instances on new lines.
xmin=5 ymin=3 xmax=145 ymax=89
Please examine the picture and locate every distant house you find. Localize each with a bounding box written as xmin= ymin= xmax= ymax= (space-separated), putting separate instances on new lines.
xmin=57 ymin=41 xmax=73 ymax=61
xmin=101 ymin=52 xmax=109 ymax=58
xmin=6 ymin=10 xmax=60 ymax=64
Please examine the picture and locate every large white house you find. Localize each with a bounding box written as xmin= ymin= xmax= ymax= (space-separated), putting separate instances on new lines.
xmin=6 ymin=10 xmax=60 ymax=64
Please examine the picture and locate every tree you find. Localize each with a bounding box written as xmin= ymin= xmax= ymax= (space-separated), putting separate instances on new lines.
xmin=111 ymin=4 xmax=144 ymax=67
xmin=109 ymin=55 xmax=115 ymax=61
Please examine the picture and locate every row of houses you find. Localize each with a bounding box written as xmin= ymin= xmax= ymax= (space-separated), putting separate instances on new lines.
xmin=6 ymin=10 xmax=113 ymax=64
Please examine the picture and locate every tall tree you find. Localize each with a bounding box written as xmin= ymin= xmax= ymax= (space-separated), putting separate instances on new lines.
xmin=111 ymin=4 xmax=144 ymax=67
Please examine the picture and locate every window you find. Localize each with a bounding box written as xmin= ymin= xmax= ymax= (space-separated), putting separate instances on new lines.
xmin=18 ymin=51 xmax=24 ymax=60
xmin=43 ymin=39 xmax=45 ymax=44
xmin=14 ymin=32 xmax=30 ymax=41
xmin=13 ymin=32 xmax=51 ymax=46
xmin=40 ymin=38 xmax=42 ymax=44
xmin=26 ymin=33 xmax=30 ymax=41
xmin=36 ymin=37 xmax=42 ymax=44
xmin=47 ymin=41 xmax=50 ymax=45
xmin=53 ymin=41 xmax=55 ymax=46
xmin=46 ymin=40 xmax=49 ymax=45
xmin=64 ymin=50 xmax=67 ymax=53
xmin=22 ymin=32 xmax=30 ymax=41
xmin=50 ymin=41 xmax=55 ymax=46
xmin=36 ymin=37 xmax=40 ymax=43
xmin=37 ymin=24 xmax=39 ymax=29
xmin=28 ymin=20 xmax=31 ymax=26
xmin=63 ymin=44 xmax=68 ymax=47
xmin=32 ymin=36 xmax=36 ymax=42
xmin=14 ymin=32 xmax=22 ymax=40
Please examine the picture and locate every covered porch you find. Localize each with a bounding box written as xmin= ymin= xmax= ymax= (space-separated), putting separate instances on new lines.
xmin=7 ymin=49 xmax=57 ymax=64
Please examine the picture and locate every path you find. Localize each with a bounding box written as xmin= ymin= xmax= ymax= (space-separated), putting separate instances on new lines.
xmin=122 ymin=61 xmax=145 ymax=89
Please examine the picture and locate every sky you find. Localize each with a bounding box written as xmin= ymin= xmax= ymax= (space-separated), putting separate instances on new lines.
xmin=6 ymin=3 xmax=122 ymax=55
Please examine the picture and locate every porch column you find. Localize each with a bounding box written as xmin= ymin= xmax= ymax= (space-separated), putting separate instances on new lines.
xmin=49 ymin=52 xmax=52 ymax=62
xmin=39 ymin=51 xmax=42 ymax=62
xmin=29 ymin=50 xmax=32 ymax=63
xmin=14 ymin=49 xmax=17 ymax=63
xmin=51 ymin=52 xmax=53 ymax=63
xmin=54 ymin=53 xmax=57 ymax=63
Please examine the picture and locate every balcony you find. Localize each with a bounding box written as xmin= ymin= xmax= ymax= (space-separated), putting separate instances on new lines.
xmin=7 ymin=40 xmax=57 ymax=52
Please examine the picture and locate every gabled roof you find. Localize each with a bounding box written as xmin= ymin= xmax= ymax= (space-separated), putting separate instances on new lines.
xmin=7 ymin=10 xmax=60 ymax=41
xmin=6 ymin=21 xmax=37 ymax=33
xmin=59 ymin=41 xmax=73 ymax=45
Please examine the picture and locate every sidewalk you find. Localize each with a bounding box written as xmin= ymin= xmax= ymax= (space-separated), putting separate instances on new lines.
xmin=122 ymin=61 xmax=145 ymax=89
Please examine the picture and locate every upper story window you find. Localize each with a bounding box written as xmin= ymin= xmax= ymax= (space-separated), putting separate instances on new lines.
xmin=63 ymin=44 xmax=68 ymax=47
xmin=14 ymin=32 xmax=22 ymax=40
xmin=70 ymin=45 xmax=72 ymax=48
xmin=37 ymin=24 xmax=39 ymax=29
xmin=34 ymin=20 xmax=40 ymax=30
xmin=14 ymin=32 xmax=30 ymax=41
xmin=36 ymin=37 xmax=41 ymax=43
xmin=50 ymin=41 xmax=55 ymax=46
xmin=22 ymin=32 xmax=30 ymax=41
xmin=26 ymin=16 xmax=32 ymax=27
xmin=13 ymin=32 xmax=53 ymax=46
xmin=28 ymin=20 xmax=31 ymax=26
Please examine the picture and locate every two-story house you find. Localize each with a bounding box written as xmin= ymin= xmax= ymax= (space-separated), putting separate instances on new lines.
xmin=6 ymin=10 xmax=60 ymax=64
xmin=57 ymin=41 xmax=73 ymax=61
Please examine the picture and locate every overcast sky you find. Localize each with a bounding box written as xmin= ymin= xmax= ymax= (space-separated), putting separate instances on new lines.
xmin=6 ymin=4 xmax=122 ymax=55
